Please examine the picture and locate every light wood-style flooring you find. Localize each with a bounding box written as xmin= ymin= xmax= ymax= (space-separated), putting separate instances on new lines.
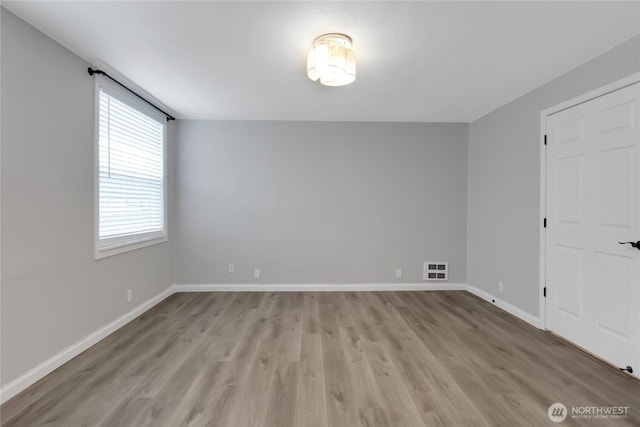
xmin=1 ymin=291 xmax=639 ymax=426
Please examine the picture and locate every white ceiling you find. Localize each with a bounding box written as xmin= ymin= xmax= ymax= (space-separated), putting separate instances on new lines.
xmin=4 ymin=1 xmax=639 ymax=122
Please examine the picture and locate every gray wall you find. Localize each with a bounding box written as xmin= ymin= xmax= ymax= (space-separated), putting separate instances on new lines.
xmin=467 ymin=35 xmax=640 ymax=317
xmin=1 ymin=9 xmax=175 ymax=386
xmin=176 ymin=121 xmax=468 ymax=284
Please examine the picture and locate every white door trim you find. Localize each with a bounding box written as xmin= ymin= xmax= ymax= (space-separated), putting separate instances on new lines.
xmin=539 ymin=72 xmax=640 ymax=331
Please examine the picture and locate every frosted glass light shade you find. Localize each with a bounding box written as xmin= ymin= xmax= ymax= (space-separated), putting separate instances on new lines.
xmin=307 ymin=33 xmax=356 ymax=87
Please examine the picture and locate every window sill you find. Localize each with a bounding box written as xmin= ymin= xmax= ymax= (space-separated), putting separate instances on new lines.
xmin=94 ymin=235 xmax=168 ymax=260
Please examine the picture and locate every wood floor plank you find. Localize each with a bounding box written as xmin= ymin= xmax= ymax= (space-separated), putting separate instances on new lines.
xmin=399 ymin=294 xmax=530 ymax=426
xmin=373 ymin=310 xmax=490 ymax=424
xmin=279 ymin=293 xmax=303 ymax=362
xmin=127 ymin=295 xmax=229 ymax=398
xmin=59 ymin=375 xmax=145 ymax=427
xmin=2 ymin=291 xmax=639 ymax=427
xmin=343 ymin=292 xmax=382 ymax=342
xmin=224 ymin=294 xmax=297 ymax=427
xmin=127 ymin=339 xmax=227 ymax=426
xmin=365 ymin=292 xmax=488 ymax=426
xmin=263 ymin=361 xmax=299 ymax=427
xmin=293 ymin=334 xmax=328 ymax=427
xmin=161 ymin=360 xmax=232 ymax=427
xmin=318 ymin=299 xmax=361 ymax=427
xmin=360 ymin=340 xmax=425 ymax=427
xmin=97 ymin=397 xmax=151 ymax=427
xmin=338 ymin=326 xmax=386 ymax=410
xmin=302 ymin=293 xmax=321 ymax=334
xmin=318 ymin=292 xmax=355 ymax=327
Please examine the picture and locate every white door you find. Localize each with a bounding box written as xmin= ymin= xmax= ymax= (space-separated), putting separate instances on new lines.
xmin=546 ymin=82 xmax=640 ymax=373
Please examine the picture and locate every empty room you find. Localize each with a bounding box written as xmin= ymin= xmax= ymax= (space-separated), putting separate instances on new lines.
xmin=1 ymin=1 xmax=639 ymax=426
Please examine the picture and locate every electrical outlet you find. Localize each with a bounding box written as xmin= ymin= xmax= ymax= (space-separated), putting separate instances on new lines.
xmin=228 ymin=263 xmax=234 ymax=273
xmin=498 ymin=281 xmax=504 ymax=293
xmin=126 ymin=289 xmax=133 ymax=303
xmin=254 ymin=268 xmax=260 ymax=279
xmin=395 ymin=268 xmax=402 ymax=278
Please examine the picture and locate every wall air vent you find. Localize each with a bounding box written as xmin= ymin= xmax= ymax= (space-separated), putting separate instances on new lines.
xmin=423 ymin=261 xmax=448 ymax=281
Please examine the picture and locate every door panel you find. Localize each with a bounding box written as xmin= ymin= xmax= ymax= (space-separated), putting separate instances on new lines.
xmin=555 ymin=245 xmax=584 ymax=319
xmin=597 ymin=148 xmax=632 ymax=228
xmin=557 ymin=116 xmax=585 ymax=143
xmin=546 ymin=82 xmax=639 ymax=373
xmin=556 ymin=156 xmax=584 ymax=224
xmin=594 ymin=252 xmax=632 ymax=339
xmin=598 ymin=101 xmax=635 ymax=134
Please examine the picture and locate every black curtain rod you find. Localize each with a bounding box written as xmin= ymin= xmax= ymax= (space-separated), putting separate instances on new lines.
xmin=87 ymin=67 xmax=175 ymax=121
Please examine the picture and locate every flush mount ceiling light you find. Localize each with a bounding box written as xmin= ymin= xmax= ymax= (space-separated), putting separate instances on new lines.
xmin=307 ymin=33 xmax=356 ymax=87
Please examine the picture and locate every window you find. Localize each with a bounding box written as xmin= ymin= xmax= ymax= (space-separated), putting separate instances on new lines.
xmin=95 ymin=77 xmax=167 ymax=259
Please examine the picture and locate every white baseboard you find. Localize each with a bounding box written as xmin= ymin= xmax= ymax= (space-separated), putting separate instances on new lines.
xmin=466 ymin=285 xmax=541 ymax=329
xmin=2 ymin=281 xmax=541 ymax=405
xmin=174 ymin=283 xmax=467 ymax=292
xmin=0 ymin=284 xmax=177 ymax=405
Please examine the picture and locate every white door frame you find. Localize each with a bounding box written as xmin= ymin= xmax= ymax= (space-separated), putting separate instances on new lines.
xmin=539 ymin=72 xmax=640 ymax=331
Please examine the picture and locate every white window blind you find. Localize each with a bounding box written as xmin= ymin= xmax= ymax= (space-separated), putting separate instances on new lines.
xmin=96 ymin=79 xmax=166 ymax=257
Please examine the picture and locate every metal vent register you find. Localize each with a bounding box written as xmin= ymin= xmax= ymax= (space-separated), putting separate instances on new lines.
xmin=423 ymin=262 xmax=448 ymax=281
